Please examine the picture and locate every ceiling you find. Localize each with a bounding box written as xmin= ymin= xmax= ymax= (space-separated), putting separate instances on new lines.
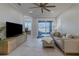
xmin=10 ymin=3 xmax=74 ymax=17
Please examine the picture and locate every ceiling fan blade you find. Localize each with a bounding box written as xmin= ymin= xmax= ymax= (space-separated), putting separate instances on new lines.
xmin=43 ymin=3 xmax=48 ymax=6
xmin=46 ymin=5 xmax=56 ymax=7
xmin=33 ymin=3 xmax=40 ymax=7
xmin=43 ymin=7 xmax=50 ymax=12
xmin=41 ymin=8 xmax=43 ymax=13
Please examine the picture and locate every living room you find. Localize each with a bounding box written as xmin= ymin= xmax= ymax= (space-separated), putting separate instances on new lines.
xmin=1 ymin=3 xmax=79 ymax=56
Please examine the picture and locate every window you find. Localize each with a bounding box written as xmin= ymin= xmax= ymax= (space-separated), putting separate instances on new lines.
xmin=25 ymin=21 xmax=32 ymax=31
xmin=38 ymin=21 xmax=52 ymax=37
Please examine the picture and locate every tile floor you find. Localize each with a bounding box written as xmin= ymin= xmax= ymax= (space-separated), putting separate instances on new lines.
xmin=8 ymin=35 xmax=64 ymax=56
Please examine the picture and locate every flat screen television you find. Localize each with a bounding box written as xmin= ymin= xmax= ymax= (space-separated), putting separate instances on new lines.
xmin=6 ymin=22 xmax=23 ymax=37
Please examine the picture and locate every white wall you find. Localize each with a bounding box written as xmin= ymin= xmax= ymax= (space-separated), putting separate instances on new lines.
xmin=0 ymin=4 xmax=24 ymax=24
xmin=0 ymin=4 xmax=25 ymax=39
xmin=57 ymin=4 xmax=79 ymax=36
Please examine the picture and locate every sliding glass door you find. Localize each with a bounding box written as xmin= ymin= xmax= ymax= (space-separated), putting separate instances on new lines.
xmin=38 ymin=21 xmax=52 ymax=38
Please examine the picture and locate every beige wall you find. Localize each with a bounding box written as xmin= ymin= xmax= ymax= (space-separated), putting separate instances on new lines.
xmin=57 ymin=4 xmax=79 ymax=36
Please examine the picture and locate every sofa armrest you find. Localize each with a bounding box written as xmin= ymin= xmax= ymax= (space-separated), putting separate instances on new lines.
xmin=64 ymin=39 xmax=79 ymax=54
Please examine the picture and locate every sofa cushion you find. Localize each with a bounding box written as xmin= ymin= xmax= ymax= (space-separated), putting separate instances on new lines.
xmin=54 ymin=37 xmax=64 ymax=49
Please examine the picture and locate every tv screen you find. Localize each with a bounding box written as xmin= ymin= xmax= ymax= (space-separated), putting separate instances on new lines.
xmin=6 ymin=22 xmax=22 ymax=37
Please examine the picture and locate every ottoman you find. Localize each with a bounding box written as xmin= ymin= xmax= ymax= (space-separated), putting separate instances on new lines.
xmin=42 ymin=37 xmax=54 ymax=48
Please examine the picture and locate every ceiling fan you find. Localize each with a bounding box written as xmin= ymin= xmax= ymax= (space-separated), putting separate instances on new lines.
xmin=17 ymin=3 xmax=56 ymax=13
xmin=30 ymin=3 xmax=56 ymax=13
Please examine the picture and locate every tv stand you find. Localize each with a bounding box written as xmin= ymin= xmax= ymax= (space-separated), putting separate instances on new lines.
xmin=0 ymin=33 xmax=27 ymax=55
